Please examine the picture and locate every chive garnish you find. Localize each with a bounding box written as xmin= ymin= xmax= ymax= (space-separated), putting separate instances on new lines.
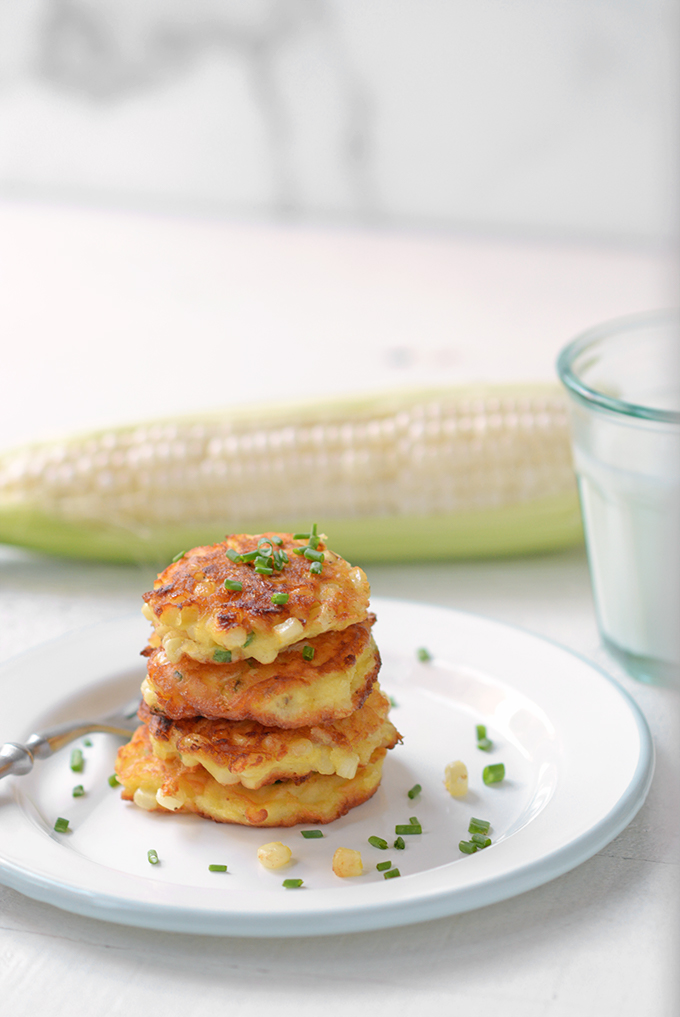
xmin=271 ymin=593 xmax=289 ymax=605
xmin=239 ymin=550 xmax=259 ymax=563
xmin=271 ymin=536 xmax=283 ymax=546
xmin=470 ymin=833 xmax=492 ymax=848
xmin=416 ymin=647 xmax=432 ymax=662
xmin=368 ymin=836 xmax=388 ymax=850
xmin=214 ymin=648 xmax=232 ymax=663
xmin=224 ymin=579 xmax=243 ymax=592
xmin=171 ymin=550 xmax=186 ymax=562
xmin=72 ymin=785 xmax=85 ymax=797
xmin=309 ymin=561 xmax=323 ymax=575
xmin=389 ymin=696 xmax=398 ymax=708
xmin=394 ymin=836 xmax=405 ymax=850
xmin=483 ymin=763 xmax=505 ymax=785
xmin=243 ymin=632 xmax=255 ymax=647
xmin=304 ymin=548 xmax=324 ymax=562
xmin=147 ymin=849 xmax=159 ymax=865
xmin=293 ymin=532 xmax=310 ymax=540
xmin=208 ymin=864 xmax=228 ymax=872
xmin=54 ymin=817 xmax=70 ymax=833
xmin=395 ymin=824 xmax=421 ymax=835
xmin=459 ymin=840 xmax=477 ymax=854
xmin=302 ymin=645 xmax=315 ymax=661
xmin=468 ymin=817 xmax=491 ymax=835
xmin=282 ymin=878 xmax=303 ymax=888
xmin=409 ymin=816 xmax=420 ymax=826
xmin=108 ymin=774 xmax=120 ymax=787
xmin=376 ymin=860 xmax=392 ymax=871
xmin=476 ymin=724 xmax=487 ymax=740
xmin=83 ymin=738 xmax=93 ymax=747
xmin=477 ymin=738 xmax=493 ymax=752
xmin=384 ymin=868 xmax=401 ymax=880
xmin=70 ymin=749 xmax=84 ymax=773
xmin=226 ymin=548 xmax=240 ymax=562
xmin=301 ymin=829 xmax=323 ymax=838
xmin=407 ymin=784 xmax=421 ymax=800
xmin=256 ymin=566 xmax=274 ymax=575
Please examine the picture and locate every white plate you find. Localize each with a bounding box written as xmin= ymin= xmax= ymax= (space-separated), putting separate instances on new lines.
xmin=0 ymin=599 xmax=653 ymax=936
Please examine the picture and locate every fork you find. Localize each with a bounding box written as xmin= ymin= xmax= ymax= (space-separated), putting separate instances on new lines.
xmin=0 ymin=696 xmax=140 ymax=779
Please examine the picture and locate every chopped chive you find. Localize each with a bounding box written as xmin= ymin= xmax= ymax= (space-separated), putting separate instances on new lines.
xmin=389 ymin=696 xmax=398 ymax=708
xmin=468 ymin=817 xmax=491 ymax=835
xmin=54 ymin=817 xmax=70 ymax=833
xmin=483 ymin=763 xmax=505 ymax=785
xmin=394 ymin=836 xmax=405 ymax=850
xmin=395 ymin=824 xmax=422 ymax=835
xmin=293 ymin=547 xmax=306 ymax=555
xmin=470 ymin=833 xmax=492 ymax=848
xmin=174 ymin=670 xmax=184 ymax=681
xmin=254 ymin=554 xmax=273 ymax=568
xmin=311 ymin=523 xmax=318 ymax=536
xmin=255 ymin=566 xmax=274 ymax=575
xmin=409 ymin=816 xmax=420 ymax=826
xmin=70 ymin=749 xmax=84 ymax=773
xmin=271 ymin=592 xmax=289 ymax=605
xmin=303 ymin=548 xmax=324 ymax=562
xmin=224 ymin=579 xmax=243 ymax=592
xmin=293 ymin=532 xmax=311 ymax=540
xmin=376 ymin=860 xmax=392 ymax=871
xmin=108 ymin=774 xmax=120 ymax=787
xmin=226 ymin=548 xmax=240 ymax=562
xmin=83 ymin=738 xmax=93 ymax=747
xmin=477 ymin=737 xmax=493 ymax=752
xmin=309 ymin=561 xmax=323 ymax=575
xmin=171 ymin=550 xmax=185 ymax=562
xmin=148 ymin=849 xmax=159 ymax=865
xmin=243 ymin=631 xmax=255 ymax=647
xmin=407 ymin=784 xmax=421 ymax=800
xmin=72 ymin=785 xmax=85 ymax=797
xmin=459 ymin=840 xmax=478 ymax=854
xmin=302 ymin=645 xmax=315 ymax=661
xmin=213 ymin=648 xmax=232 ymax=663
xmin=282 ymin=878 xmax=303 ymax=888
xmin=476 ymin=724 xmax=487 ymax=740
xmin=384 ymin=868 xmax=401 ymax=880
xmin=271 ymin=536 xmax=283 ymax=546
xmin=368 ymin=836 xmax=388 ymax=850
xmin=301 ymin=829 xmax=323 ymax=839
xmin=239 ymin=550 xmax=259 ymax=563
xmin=208 ymin=864 xmax=228 ymax=872
xmin=416 ymin=647 xmax=432 ymax=662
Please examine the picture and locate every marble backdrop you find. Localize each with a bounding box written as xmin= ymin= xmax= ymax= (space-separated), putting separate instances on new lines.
xmin=0 ymin=0 xmax=677 ymax=243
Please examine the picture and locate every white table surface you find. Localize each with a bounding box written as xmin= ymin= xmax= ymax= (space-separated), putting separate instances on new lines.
xmin=0 ymin=206 xmax=678 ymax=1016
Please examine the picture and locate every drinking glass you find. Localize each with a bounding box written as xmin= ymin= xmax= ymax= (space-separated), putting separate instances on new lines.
xmin=557 ymin=310 xmax=680 ymax=686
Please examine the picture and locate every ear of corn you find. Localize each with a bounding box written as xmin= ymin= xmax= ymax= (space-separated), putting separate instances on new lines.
xmin=0 ymin=384 xmax=582 ymax=563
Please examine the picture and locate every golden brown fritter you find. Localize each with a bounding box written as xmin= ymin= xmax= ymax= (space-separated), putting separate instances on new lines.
xmin=141 ymin=617 xmax=380 ymax=727
xmin=115 ymin=722 xmax=387 ymax=827
xmin=141 ymin=685 xmax=400 ymax=790
xmin=141 ymin=533 xmax=371 ymax=665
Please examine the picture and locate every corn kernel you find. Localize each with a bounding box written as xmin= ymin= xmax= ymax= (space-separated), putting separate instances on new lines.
xmin=257 ymin=841 xmax=292 ymax=869
xmin=444 ymin=760 xmax=468 ymax=797
xmin=332 ymin=847 xmax=363 ymax=878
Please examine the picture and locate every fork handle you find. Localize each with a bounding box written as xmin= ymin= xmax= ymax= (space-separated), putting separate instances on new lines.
xmin=0 ymin=742 xmax=35 ymax=779
xmin=0 ymin=722 xmax=135 ymax=780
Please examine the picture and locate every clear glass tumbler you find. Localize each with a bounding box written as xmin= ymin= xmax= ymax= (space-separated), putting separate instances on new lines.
xmin=557 ymin=310 xmax=680 ymax=687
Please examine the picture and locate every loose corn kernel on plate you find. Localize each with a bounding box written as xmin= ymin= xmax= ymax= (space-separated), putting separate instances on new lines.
xmin=0 ymin=599 xmax=652 ymax=937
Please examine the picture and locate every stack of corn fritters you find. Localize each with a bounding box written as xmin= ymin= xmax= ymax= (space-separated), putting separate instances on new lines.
xmin=115 ymin=532 xmax=400 ymax=826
